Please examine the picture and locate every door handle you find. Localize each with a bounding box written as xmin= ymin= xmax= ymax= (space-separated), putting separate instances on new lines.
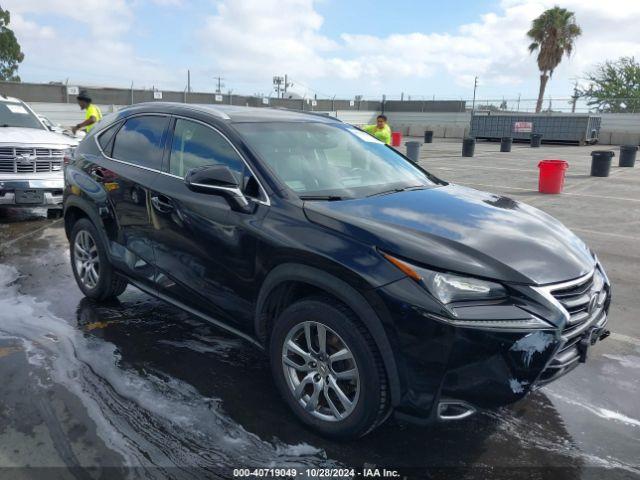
xmin=151 ymin=195 xmax=174 ymax=213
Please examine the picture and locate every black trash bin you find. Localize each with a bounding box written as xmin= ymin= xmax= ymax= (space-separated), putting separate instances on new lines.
xmin=405 ymin=141 xmax=421 ymax=162
xmin=424 ymin=130 xmax=434 ymax=143
xmin=590 ymin=150 xmax=615 ymax=177
xmin=619 ymin=145 xmax=638 ymax=167
xmin=500 ymin=136 xmax=513 ymax=152
xmin=531 ymin=133 xmax=543 ymax=148
xmin=462 ymin=137 xmax=475 ymax=157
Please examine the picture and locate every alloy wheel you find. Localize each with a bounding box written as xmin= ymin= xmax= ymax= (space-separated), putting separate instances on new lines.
xmin=74 ymin=230 xmax=100 ymax=289
xmin=281 ymin=321 xmax=360 ymax=422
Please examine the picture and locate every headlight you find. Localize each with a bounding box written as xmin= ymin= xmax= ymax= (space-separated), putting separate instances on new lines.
xmin=382 ymin=252 xmax=506 ymax=304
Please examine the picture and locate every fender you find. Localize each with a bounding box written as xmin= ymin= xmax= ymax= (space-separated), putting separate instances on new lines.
xmin=63 ymin=195 xmax=110 ymax=247
xmin=255 ymin=263 xmax=401 ymax=406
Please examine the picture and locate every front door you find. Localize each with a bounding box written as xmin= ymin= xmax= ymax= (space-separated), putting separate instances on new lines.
xmin=149 ymin=117 xmax=268 ymax=332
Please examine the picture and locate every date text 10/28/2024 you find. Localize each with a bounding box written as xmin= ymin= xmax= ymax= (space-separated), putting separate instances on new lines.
xmin=233 ymin=468 xmax=401 ymax=478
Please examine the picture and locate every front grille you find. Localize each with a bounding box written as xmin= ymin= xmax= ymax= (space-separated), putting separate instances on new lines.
xmin=535 ymin=268 xmax=609 ymax=387
xmin=0 ymin=147 xmax=64 ymax=174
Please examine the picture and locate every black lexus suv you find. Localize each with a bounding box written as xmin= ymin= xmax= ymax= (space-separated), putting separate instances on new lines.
xmin=63 ymin=103 xmax=611 ymax=438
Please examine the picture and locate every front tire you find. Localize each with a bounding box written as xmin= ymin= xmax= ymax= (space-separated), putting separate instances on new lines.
xmin=70 ymin=218 xmax=127 ymax=301
xmin=269 ymin=296 xmax=389 ymax=438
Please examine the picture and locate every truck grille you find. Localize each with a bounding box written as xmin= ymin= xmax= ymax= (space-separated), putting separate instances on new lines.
xmin=0 ymin=147 xmax=65 ymax=174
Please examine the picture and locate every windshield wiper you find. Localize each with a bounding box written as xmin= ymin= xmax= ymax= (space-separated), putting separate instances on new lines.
xmin=367 ymin=185 xmax=429 ymax=198
xmin=300 ymin=195 xmax=346 ymax=201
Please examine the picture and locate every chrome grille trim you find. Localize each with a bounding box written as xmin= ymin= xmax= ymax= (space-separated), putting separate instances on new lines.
xmin=0 ymin=147 xmax=65 ymax=174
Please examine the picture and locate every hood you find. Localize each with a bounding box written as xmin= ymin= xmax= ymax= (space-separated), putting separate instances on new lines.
xmin=303 ymin=185 xmax=595 ymax=285
xmin=0 ymin=127 xmax=78 ymax=147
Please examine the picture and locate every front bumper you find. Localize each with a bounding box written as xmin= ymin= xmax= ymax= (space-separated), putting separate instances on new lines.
xmin=372 ymin=272 xmax=611 ymax=423
xmin=0 ymin=178 xmax=64 ymax=208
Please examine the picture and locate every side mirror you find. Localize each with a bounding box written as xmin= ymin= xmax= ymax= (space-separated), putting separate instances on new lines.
xmin=185 ymin=165 xmax=253 ymax=212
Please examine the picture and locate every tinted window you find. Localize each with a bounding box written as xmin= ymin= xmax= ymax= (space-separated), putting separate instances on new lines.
xmin=169 ymin=119 xmax=244 ymax=178
xmin=112 ymin=116 xmax=169 ymax=170
xmin=97 ymin=121 xmax=122 ymax=155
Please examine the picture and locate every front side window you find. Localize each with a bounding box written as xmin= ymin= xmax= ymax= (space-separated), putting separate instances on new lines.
xmin=234 ymin=122 xmax=436 ymax=199
xmin=168 ymin=118 xmax=244 ymax=179
xmin=112 ymin=115 xmax=169 ymax=170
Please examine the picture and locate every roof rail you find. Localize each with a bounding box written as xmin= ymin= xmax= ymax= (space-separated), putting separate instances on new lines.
xmin=272 ymin=106 xmax=342 ymax=122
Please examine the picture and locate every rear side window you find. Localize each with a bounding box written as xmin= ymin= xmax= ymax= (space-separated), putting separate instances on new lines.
xmin=97 ymin=121 xmax=122 ymax=156
xmin=112 ymin=115 xmax=169 ymax=170
xmin=168 ymin=118 xmax=244 ymax=178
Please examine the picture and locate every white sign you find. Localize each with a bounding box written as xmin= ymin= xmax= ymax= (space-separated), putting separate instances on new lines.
xmin=67 ymin=86 xmax=79 ymax=95
xmin=7 ymin=104 xmax=28 ymax=114
xmin=311 ymin=100 xmax=317 ymax=107
xmin=215 ymin=94 xmax=223 ymax=102
xmin=349 ymin=100 xmax=355 ymax=107
xmin=262 ymin=97 xmax=269 ymax=105
xmin=514 ymin=121 xmax=533 ymax=133
xmin=153 ymin=91 xmax=163 ymax=100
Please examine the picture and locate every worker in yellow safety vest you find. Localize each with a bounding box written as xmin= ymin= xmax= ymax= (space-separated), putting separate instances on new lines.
xmin=72 ymin=90 xmax=102 ymax=134
xmin=360 ymin=114 xmax=392 ymax=145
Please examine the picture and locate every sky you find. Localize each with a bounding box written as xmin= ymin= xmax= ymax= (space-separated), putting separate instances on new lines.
xmin=5 ymin=0 xmax=640 ymax=103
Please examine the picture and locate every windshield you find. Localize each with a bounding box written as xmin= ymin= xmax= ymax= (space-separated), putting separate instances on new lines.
xmin=234 ymin=121 xmax=437 ymax=199
xmin=0 ymin=102 xmax=45 ymax=130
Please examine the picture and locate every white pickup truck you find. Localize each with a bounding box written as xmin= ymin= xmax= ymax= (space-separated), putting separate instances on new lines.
xmin=0 ymin=95 xmax=78 ymax=218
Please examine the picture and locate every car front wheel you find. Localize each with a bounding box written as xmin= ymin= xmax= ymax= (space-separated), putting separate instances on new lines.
xmin=269 ymin=296 xmax=389 ymax=438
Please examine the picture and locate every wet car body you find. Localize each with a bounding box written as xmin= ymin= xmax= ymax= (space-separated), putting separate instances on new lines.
xmin=63 ymin=103 xmax=611 ymax=430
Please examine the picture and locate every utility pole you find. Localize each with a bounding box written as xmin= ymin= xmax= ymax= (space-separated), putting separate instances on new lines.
xmin=471 ymin=76 xmax=478 ymax=114
xmin=187 ymin=70 xmax=191 ymax=93
xmin=284 ymin=74 xmax=290 ymax=97
xmin=214 ymin=76 xmax=224 ymax=93
xmin=517 ymin=93 xmax=521 ymax=112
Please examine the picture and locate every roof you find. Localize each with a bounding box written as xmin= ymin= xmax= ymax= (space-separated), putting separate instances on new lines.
xmin=125 ymin=102 xmax=342 ymax=123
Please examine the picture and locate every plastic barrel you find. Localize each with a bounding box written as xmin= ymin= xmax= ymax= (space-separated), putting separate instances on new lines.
xmin=406 ymin=141 xmax=421 ymax=162
xmin=424 ymin=130 xmax=434 ymax=143
xmin=538 ymin=160 xmax=568 ymax=194
xmin=619 ymin=145 xmax=638 ymax=167
xmin=500 ymin=137 xmax=512 ymax=152
xmin=462 ymin=137 xmax=475 ymax=157
xmin=391 ymin=131 xmax=402 ymax=147
xmin=531 ymin=133 xmax=543 ymax=148
xmin=590 ymin=150 xmax=615 ymax=177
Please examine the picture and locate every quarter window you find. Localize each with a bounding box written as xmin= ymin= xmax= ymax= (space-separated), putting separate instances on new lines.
xmin=97 ymin=121 xmax=122 ymax=156
xmin=112 ymin=115 xmax=169 ymax=170
xmin=168 ymin=118 xmax=244 ymax=179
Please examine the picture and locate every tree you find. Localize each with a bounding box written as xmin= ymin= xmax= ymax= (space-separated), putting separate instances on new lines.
xmin=527 ymin=7 xmax=581 ymax=113
xmin=580 ymin=57 xmax=640 ymax=113
xmin=0 ymin=7 xmax=24 ymax=81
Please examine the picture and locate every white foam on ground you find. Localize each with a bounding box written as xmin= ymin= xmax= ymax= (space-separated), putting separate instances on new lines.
xmin=0 ymin=263 xmax=336 ymax=474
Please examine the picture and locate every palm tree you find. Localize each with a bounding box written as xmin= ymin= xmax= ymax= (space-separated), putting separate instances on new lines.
xmin=527 ymin=7 xmax=582 ymax=113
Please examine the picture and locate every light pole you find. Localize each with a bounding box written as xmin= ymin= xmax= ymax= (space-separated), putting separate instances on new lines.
xmin=471 ymin=76 xmax=478 ymax=114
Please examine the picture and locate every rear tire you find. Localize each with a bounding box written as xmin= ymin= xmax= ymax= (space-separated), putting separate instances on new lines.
xmin=269 ymin=295 xmax=389 ymax=438
xmin=70 ymin=218 xmax=127 ymax=301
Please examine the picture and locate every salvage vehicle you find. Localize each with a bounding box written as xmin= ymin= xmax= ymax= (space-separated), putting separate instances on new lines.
xmin=63 ymin=104 xmax=611 ymax=438
xmin=0 ymin=95 xmax=78 ymax=217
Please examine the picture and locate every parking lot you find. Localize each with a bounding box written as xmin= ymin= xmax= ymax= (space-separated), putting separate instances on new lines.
xmin=0 ymin=139 xmax=638 ymax=479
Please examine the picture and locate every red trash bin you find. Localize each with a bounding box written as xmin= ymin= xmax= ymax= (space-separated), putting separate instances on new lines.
xmin=538 ymin=160 xmax=568 ymax=194
xmin=391 ymin=131 xmax=402 ymax=146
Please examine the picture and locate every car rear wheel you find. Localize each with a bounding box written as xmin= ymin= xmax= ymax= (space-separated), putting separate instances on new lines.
xmin=269 ymin=296 xmax=389 ymax=438
xmin=70 ymin=218 xmax=127 ymax=301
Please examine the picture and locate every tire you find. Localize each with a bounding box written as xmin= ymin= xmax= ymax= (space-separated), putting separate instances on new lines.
xmin=269 ymin=295 xmax=389 ymax=438
xmin=69 ymin=218 xmax=127 ymax=301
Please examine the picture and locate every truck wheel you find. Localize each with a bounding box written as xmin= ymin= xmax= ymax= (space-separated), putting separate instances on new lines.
xmin=70 ymin=218 xmax=127 ymax=301
xmin=269 ymin=296 xmax=389 ymax=438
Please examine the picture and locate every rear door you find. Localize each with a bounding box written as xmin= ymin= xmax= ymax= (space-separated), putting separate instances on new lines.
xmin=98 ymin=114 xmax=170 ymax=287
xmin=149 ymin=117 xmax=268 ymax=332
